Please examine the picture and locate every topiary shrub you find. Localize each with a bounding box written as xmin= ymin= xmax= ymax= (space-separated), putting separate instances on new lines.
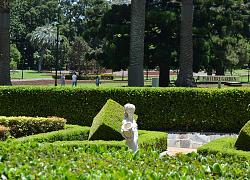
xmin=0 ymin=116 xmax=66 ymax=138
xmin=235 ymin=120 xmax=250 ymax=151
xmin=88 ymin=99 xmax=137 ymax=141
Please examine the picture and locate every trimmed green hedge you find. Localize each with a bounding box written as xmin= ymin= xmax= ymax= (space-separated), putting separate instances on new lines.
xmin=235 ymin=120 xmax=250 ymax=151
xmin=88 ymin=99 xmax=138 ymax=141
xmin=0 ymin=87 xmax=250 ymax=132
xmin=19 ymin=128 xmax=167 ymax=152
xmin=0 ymin=116 xmax=66 ymax=138
xmin=198 ymin=137 xmax=250 ymax=160
xmin=51 ymin=131 xmax=167 ymax=152
xmin=17 ymin=125 xmax=167 ymax=151
xmin=18 ymin=125 xmax=89 ymax=142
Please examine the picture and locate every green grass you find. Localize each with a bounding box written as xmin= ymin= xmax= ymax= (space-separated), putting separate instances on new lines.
xmin=11 ymin=70 xmax=53 ymax=79
xmin=198 ymin=137 xmax=250 ymax=160
xmin=10 ymin=69 xmax=250 ymax=87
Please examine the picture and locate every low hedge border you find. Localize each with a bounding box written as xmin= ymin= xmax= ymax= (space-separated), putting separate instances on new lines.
xmin=1 ymin=86 xmax=250 ymax=133
xmin=18 ymin=125 xmax=88 ymax=143
xmin=197 ymin=137 xmax=250 ymax=160
xmin=17 ymin=125 xmax=167 ymax=151
xmin=0 ymin=116 xmax=66 ymax=138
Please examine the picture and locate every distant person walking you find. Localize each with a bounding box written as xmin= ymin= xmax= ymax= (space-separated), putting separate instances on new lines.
xmin=72 ymin=73 xmax=77 ymax=87
xmin=60 ymin=74 xmax=65 ymax=86
xmin=96 ymin=76 xmax=100 ymax=86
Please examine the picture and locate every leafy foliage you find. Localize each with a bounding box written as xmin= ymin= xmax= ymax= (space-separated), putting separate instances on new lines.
xmin=18 ymin=125 xmax=90 ymax=143
xmin=235 ymin=120 xmax=250 ymax=151
xmin=9 ymin=0 xmax=250 ymax=76
xmin=198 ymin=137 xmax=250 ymax=160
xmin=88 ymin=99 xmax=126 ymax=141
xmin=10 ymin=44 xmax=21 ymax=70
xmin=88 ymin=99 xmax=138 ymax=141
xmin=0 ymin=140 xmax=248 ymax=179
xmin=67 ymin=36 xmax=92 ymax=75
xmin=0 ymin=116 xmax=66 ymax=138
xmin=0 ymin=87 xmax=249 ymax=133
xmin=17 ymin=125 xmax=167 ymax=152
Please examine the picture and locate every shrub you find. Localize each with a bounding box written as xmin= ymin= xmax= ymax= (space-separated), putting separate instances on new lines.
xmin=18 ymin=125 xmax=89 ymax=143
xmin=100 ymin=74 xmax=114 ymax=80
xmin=88 ymin=99 xmax=138 ymax=141
xmin=17 ymin=125 xmax=167 ymax=151
xmin=235 ymin=120 xmax=250 ymax=151
xmin=0 ymin=87 xmax=250 ymax=133
xmin=198 ymin=137 xmax=250 ymax=160
xmin=0 ymin=138 xmax=249 ymax=179
xmin=0 ymin=116 xmax=66 ymax=138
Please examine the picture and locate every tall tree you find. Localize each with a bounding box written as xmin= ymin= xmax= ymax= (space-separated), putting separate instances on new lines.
xmin=128 ymin=0 xmax=146 ymax=87
xmin=0 ymin=0 xmax=11 ymax=85
xmin=27 ymin=25 xmax=62 ymax=72
xmin=68 ymin=36 xmax=92 ymax=75
xmin=175 ymin=0 xmax=196 ymax=87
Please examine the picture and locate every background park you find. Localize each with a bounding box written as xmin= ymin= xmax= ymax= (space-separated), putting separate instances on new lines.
xmin=0 ymin=0 xmax=250 ymax=179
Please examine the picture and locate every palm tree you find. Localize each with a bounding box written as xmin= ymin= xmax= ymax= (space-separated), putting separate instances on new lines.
xmin=175 ymin=0 xmax=196 ymax=87
xmin=128 ymin=0 xmax=146 ymax=87
xmin=0 ymin=0 xmax=11 ymax=85
xmin=27 ymin=25 xmax=62 ymax=72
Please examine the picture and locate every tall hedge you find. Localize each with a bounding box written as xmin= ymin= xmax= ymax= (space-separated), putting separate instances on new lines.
xmin=0 ymin=86 xmax=249 ymax=133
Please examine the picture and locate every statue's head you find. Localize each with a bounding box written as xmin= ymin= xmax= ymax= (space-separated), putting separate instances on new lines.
xmin=124 ymin=103 xmax=135 ymax=119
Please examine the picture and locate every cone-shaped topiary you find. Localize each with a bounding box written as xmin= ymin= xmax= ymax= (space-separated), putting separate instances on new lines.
xmin=235 ymin=120 xmax=250 ymax=151
xmin=88 ymin=99 xmax=137 ymax=141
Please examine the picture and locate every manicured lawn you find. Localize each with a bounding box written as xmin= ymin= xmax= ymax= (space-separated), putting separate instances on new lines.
xmin=10 ymin=70 xmax=53 ymax=79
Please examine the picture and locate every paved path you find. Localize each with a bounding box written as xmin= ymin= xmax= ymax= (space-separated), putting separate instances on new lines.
xmin=161 ymin=147 xmax=197 ymax=157
xmin=161 ymin=132 xmax=238 ymax=157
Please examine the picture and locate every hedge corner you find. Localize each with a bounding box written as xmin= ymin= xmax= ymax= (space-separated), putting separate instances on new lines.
xmin=235 ymin=120 xmax=250 ymax=151
xmin=88 ymin=99 xmax=137 ymax=141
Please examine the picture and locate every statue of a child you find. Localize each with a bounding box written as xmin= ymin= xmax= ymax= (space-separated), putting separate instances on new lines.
xmin=121 ymin=103 xmax=138 ymax=153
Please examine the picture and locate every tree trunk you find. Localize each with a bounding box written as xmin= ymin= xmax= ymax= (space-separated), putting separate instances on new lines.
xmin=38 ymin=49 xmax=44 ymax=73
xmin=215 ymin=62 xmax=225 ymax=75
xmin=159 ymin=60 xmax=170 ymax=87
xmin=128 ymin=0 xmax=146 ymax=87
xmin=175 ymin=0 xmax=196 ymax=87
xmin=0 ymin=2 xmax=11 ymax=85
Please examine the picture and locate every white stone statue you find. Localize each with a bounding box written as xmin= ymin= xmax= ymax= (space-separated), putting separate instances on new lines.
xmin=121 ymin=103 xmax=138 ymax=153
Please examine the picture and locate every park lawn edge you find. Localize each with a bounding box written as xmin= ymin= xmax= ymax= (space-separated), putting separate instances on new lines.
xmin=197 ymin=137 xmax=250 ymax=160
xmin=16 ymin=125 xmax=167 ymax=152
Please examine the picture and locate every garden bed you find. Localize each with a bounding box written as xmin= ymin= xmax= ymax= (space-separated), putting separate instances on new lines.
xmin=0 ymin=138 xmax=248 ymax=179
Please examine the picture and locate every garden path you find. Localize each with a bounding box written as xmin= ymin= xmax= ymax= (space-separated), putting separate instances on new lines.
xmin=163 ymin=132 xmax=238 ymax=156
